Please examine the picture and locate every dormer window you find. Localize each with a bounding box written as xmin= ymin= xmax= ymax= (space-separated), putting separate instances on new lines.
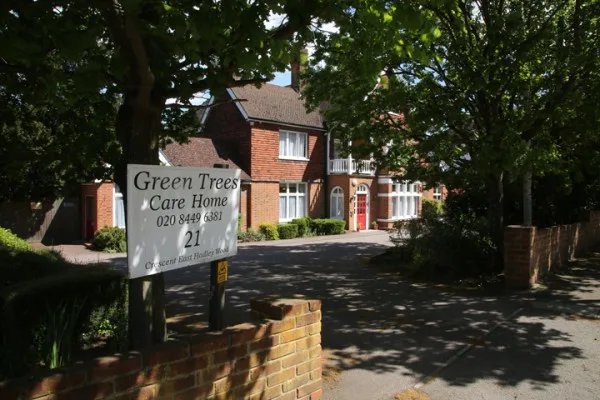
xmin=279 ymin=130 xmax=308 ymax=160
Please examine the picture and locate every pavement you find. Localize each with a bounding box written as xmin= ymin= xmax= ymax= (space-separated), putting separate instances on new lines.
xmin=43 ymin=231 xmax=600 ymax=400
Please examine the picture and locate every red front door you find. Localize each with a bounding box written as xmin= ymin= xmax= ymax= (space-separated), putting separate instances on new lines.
xmin=356 ymin=193 xmax=367 ymax=230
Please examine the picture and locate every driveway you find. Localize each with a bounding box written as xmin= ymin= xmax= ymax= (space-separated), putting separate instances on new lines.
xmin=52 ymin=232 xmax=600 ymax=400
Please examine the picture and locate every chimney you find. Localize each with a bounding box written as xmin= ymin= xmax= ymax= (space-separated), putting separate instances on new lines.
xmin=290 ymin=48 xmax=308 ymax=92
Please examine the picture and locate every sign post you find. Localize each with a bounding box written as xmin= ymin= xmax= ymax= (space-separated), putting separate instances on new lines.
xmin=209 ymin=163 xmax=229 ymax=331
xmin=209 ymin=259 xmax=228 ymax=330
xmin=126 ymin=164 xmax=240 ymax=337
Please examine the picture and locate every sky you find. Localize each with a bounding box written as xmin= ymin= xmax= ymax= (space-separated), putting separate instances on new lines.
xmin=270 ymin=71 xmax=291 ymax=87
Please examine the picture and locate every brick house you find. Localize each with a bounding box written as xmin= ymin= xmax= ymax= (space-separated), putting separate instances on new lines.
xmin=200 ymin=84 xmax=327 ymax=230
xmin=200 ymin=82 xmax=444 ymax=231
xmin=80 ymin=82 xmax=444 ymax=238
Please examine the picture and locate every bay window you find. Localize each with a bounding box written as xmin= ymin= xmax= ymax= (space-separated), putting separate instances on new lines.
xmin=392 ymin=182 xmax=421 ymax=219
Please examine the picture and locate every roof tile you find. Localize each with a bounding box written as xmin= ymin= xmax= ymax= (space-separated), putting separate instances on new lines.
xmin=162 ymin=137 xmax=250 ymax=180
xmin=229 ymin=84 xmax=324 ymax=130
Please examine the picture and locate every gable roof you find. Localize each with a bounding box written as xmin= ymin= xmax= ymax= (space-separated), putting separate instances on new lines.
xmin=227 ymin=83 xmax=325 ymax=130
xmin=162 ymin=137 xmax=251 ymax=181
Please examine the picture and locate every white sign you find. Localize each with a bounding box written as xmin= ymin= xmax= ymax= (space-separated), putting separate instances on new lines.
xmin=126 ymin=164 xmax=240 ymax=279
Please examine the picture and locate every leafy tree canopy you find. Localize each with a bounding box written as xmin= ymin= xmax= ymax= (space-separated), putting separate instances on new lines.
xmin=0 ymin=0 xmax=341 ymax=199
xmin=306 ymin=0 xmax=600 ymax=245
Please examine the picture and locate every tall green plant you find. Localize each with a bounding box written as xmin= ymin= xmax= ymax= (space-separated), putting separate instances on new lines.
xmin=39 ymin=298 xmax=87 ymax=369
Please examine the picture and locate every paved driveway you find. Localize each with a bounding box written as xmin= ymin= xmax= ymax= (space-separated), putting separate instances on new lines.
xmin=162 ymin=232 xmax=600 ymax=400
xmin=53 ymin=232 xmax=600 ymax=400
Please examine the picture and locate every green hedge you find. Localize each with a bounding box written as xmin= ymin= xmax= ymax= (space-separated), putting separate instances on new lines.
xmin=310 ymin=219 xmax=346 ymax=236
xmin=0 ymin=247 xmax=69 ymax=288
xmin=277 ymin=224 xmax=299 ymax=239
xmin=92 ymin=226 xmax=126 ymax=253
xmin=0 ymin=227 xmax=31 ymax=252
xmin=290 ymin=217 xmax=311 ymax=237
xmin=259 ymin=223 xmax=279 ymax=240
xmin=0 ymin=265 xmax=128 ymax=378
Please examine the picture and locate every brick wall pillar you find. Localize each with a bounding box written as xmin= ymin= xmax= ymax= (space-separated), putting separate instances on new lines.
xmin=504 ymin=225 xmax=536 ymax=289
xmin=377 ymin=178 xmax=393 ymax=230
xmin=96 ymin=182 xmax=114 ymax=230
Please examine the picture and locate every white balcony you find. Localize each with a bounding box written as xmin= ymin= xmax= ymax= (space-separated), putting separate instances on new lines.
xmin=329 ymin=158 xmax=376 ymax=176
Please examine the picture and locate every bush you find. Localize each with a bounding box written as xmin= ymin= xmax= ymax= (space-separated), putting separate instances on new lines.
xmin=277 ymin=224 xmax=299 ymax=239
xmin=309 ymin=219 xmax=346 ymax=235
xmin=0 ymin=248 xmax=70 ymax=288
xmin=388 ymin=202 xmax=496 ymax=280
xmin=421 ymin=198 xmax=444 ymax=220
xmin=258 ymin=223 xmax=279 ymax=240
xmin=0 ymin=227 xmax=31 ymax=252
xmin=237 ymin=228 xmax=265 ymax=242
xmin=290 ymin=217 xmax=311 ymax=237
xmin=1 ymin=265 xmax=127 ymax=377
xmin=92 ymin=226 xmax=126 ymax=253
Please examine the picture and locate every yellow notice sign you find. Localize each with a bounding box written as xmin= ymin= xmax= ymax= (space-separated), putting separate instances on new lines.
xmin=217 ymin=260 xmax=228 ymax=284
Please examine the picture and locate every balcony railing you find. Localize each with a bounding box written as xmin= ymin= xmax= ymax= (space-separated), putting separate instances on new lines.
xmin=329 ymin=158 xmax=376 ymax=176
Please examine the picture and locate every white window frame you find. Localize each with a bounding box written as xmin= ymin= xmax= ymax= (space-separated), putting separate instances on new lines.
xmin=330 ymin=186 xmax=344 ymax=220
xmin=391 ymin=181 xmax=421 ymax=220
xmin=279 ymin=182 xmax=307 ymax=222
xmin=279 ymin=130 xmax=308 ymax=160
xmin=113 ymin=184 xmax=126 ymax=229
xmin=433 ymin=185 xmax=443 ymax=201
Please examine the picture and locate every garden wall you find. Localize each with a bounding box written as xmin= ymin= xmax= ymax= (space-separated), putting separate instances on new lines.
xmin=0 ymin=298 xmax=322 ymax=400
xmin=504 ymin=211 xmax=600 ymax=288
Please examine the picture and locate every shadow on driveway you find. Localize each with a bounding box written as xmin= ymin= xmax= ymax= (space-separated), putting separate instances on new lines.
xmin=161 ymin=241 xmax=597 ymax=399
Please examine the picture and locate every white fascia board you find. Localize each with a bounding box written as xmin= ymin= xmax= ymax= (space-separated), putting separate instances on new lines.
xmin=249 ymin=118 xmax=326 ymax=132
xmin=158 ymin=149 xmax=172 ymax=166
xmin=199 ymin=96 xmax=214 ymax=126
xmin=226 ymin=88 xmax=250 ymax=120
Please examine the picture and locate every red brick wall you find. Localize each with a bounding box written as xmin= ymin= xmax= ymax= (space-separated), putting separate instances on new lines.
xmin=308 ymin=181 xmax=325 ymax=220
xmin=248 ymin=182 xmax=325 ymax=230
xmin=81 ymin=182 xmax=114 ymax=239
xmin=203 ymin=100 xmax=252 ymax=173
xmin=240 ymin=185 xmax=250 ymax=231
xmin=249 ymin=182 xmax=280 ymax=229
xmin=250 ymin=123 xmax=325 ymax=183
xmin=504 ymin=211 xmax=600 ymax=288
xmin=0 ymin=299 xmax=323 ymax=400
xmin=96 ymin=183 xmax=114 ymax=230
xmin=376 ymin=178 xmax=393 ymax=230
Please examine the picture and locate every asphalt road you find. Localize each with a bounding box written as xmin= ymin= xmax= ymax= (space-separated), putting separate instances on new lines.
xmin=55 ymin=232 xmax=600 ymax=400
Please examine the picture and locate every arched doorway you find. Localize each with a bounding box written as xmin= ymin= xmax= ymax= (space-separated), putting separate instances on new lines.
xmin=355 ymin=184 xmax=369 ymax=230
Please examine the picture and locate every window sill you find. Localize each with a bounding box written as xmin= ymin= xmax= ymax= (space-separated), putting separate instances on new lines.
xmin=279 ymin=156 xmax=309 ymax=162
xmin=391 ymin=216 xmax=418 ymax=221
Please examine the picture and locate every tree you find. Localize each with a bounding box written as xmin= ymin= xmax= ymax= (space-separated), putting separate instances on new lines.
xmin=0 ymin=87 xmax=120 ymax=201
xmin=1 ymin=0 xmax=338 ymax=347
xmin=305 ymin=0 xmax=600 ymax=261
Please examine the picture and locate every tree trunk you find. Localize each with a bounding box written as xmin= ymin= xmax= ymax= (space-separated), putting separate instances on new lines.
xmin=114 ymin=87 xmax=167 ymax=349
xmin=523 ymin=170 xmax=533 ymax=226
xmin=486 ymin=171 xmax=505 ymax=269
